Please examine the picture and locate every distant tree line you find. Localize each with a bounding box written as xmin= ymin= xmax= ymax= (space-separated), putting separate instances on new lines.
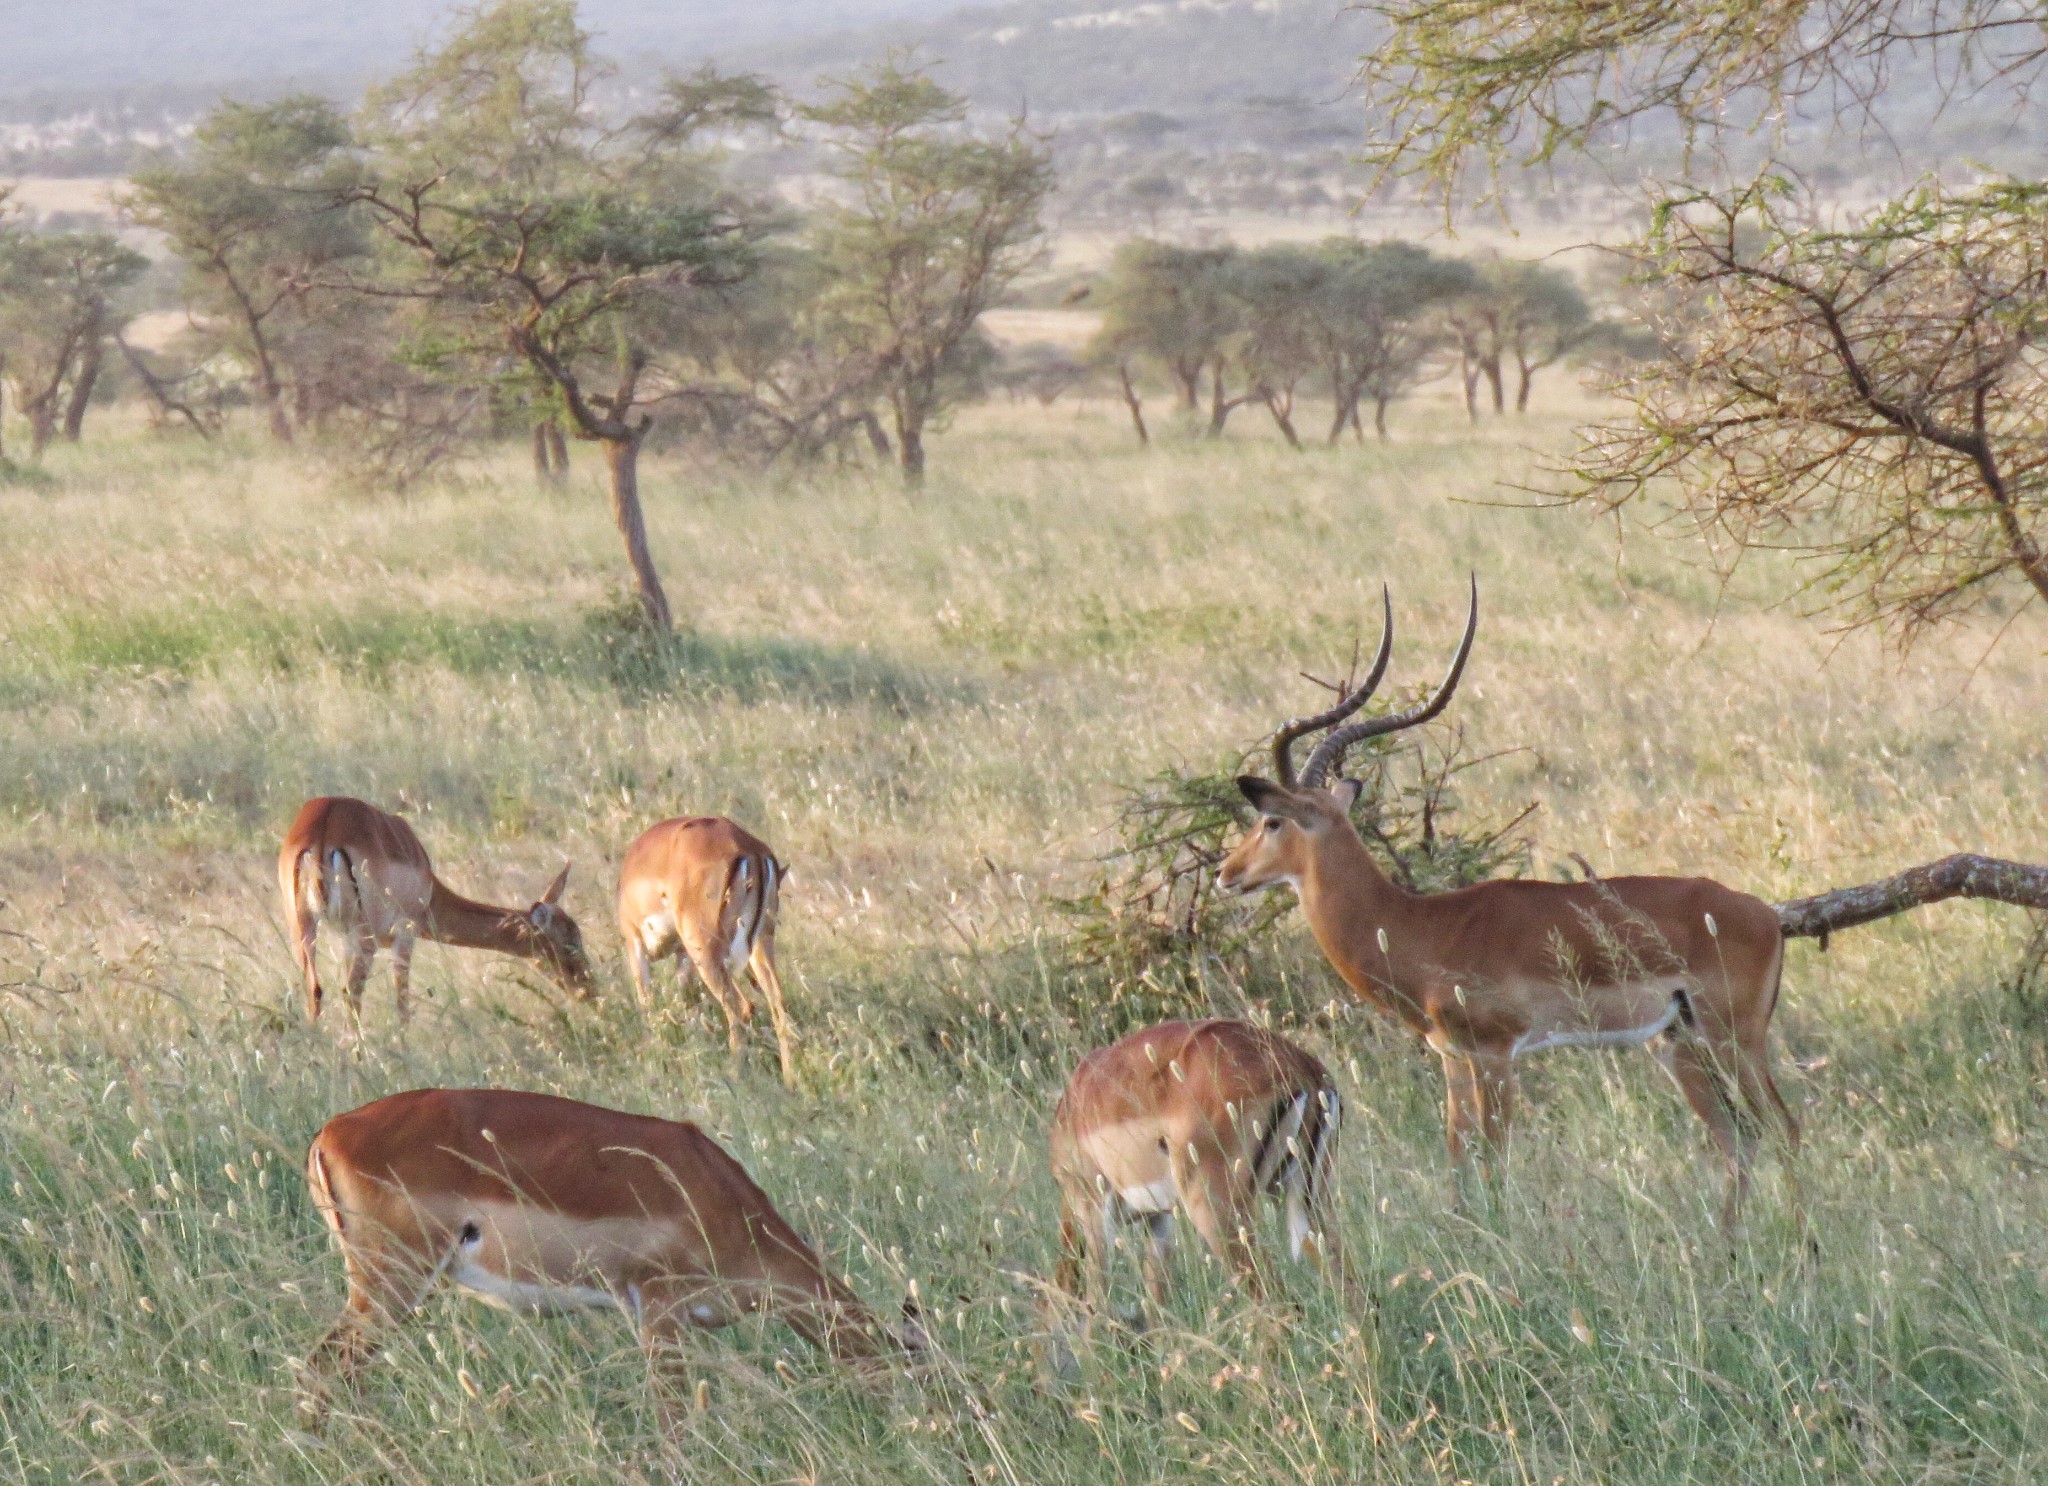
xmin=0 ymin=2 xmax=1053 ymax=633
xmin=1088 ymin=237 xmax=1609 ymax=445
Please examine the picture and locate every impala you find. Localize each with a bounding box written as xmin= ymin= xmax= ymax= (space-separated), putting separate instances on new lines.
xmin=616 ymin=816 xmax=796 ymax=1085
xmin=1049 ymin=1018 xmax=1353 ymax=1322
xmin=278 ymin=796 xmax=593 ymax=1024
xmin=299 ymin=1087 xmax=915 ymax=1430
xmin=1217 ymin=581 xmax=1798 ymax=1226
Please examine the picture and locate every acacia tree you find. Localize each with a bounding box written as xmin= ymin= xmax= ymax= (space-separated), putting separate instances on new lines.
xmin=1313 ymin=239 xmax=1473 ymax=440
xmin=349 ymin=0 xmax=766 ymax=630
xmin=1492 ymin=260 xmax=1595 ymax=412
xmin=1088 ymin=240 xmax=1241 ymax=444
xmin=1224 ymin=244 xmax=1327 ymax=448
xmin=1571 ymin=177 xmax=2048 ymax=640
xmin=805 ymin=59 xmax=1052 ymax=483
xmin=1357 ymin=0 xmax=2048 ymax=648
xmin=1356 ymin=0 xmax=2048 ymax=199
xmin=124 ymin=96 xmax=363 ymax=443
xmin=0 ymin=230 xmax=147 ymax=457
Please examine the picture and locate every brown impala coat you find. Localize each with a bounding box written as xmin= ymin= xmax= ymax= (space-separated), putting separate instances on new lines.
xmin=616 ymin=815 xmax=795 ymax=1084
xmin=300 ymin=1088 xmax=897 ymax=1428
xmin=278 ymin=796 xmax=591 ymax=1023
xmin=1049 ymin=1019 xmax=1350 ymax=1312
xmin=1219 ymin=579 xmax=1797 ymax=1226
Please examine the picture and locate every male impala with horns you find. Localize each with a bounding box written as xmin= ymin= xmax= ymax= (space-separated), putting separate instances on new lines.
xmin=1219 ymin=579 xmax=1798 ymax=1227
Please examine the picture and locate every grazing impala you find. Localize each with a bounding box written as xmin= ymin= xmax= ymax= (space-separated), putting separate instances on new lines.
xmin=278 ymin=796 xmax=592 ymax=1024
xmin=1049 ymin=1019 xmax=1353 ymax=1321
xmin=1218 ymin=581 xmax=1798 ymax=1226
xmin=616 ymin=816 xmax=796 ymax=1085
xmin=299 ymin=1087 xmax=914 ymax=1430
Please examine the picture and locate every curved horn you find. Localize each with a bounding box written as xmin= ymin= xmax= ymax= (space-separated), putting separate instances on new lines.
xmin=1300 ymin=574 xmax=1478 ymax=790
xmin=1268 ymin=584 xmax=1393 ymax=788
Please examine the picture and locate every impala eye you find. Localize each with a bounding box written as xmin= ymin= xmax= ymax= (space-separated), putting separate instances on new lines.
xmin=1262 ymin=817 xmax=1281 ymax=832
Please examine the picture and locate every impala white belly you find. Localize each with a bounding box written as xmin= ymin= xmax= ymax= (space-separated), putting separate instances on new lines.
xmin=1511 ymin=989 xmax=1686 ymax=1058
xmin=449 ymin=1256 xmax=620 ymax=1316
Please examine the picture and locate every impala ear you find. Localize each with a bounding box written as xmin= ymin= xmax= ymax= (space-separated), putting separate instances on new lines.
xmin=538 ymin=861 xmax=571 ymax=906
xmin=1237 ymin=775 xmax=1284 ymax=810
xmin=1327 ymin=777 xmax=1365 ymax=813
xmin=1237 ymin=775 xmax=1307 ymax=820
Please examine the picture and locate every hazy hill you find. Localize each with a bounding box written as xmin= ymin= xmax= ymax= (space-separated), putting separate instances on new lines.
xmin=742 ymin=0 xmax=1375 ymax=129
xmin=0 ymin=0 xmax=962 ymax=102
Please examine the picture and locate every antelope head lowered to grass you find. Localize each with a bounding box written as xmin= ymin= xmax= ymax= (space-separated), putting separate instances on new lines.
xmin=1218 ymin=580 xmax=1799 ymax=1227
xmin=278 ymin=796 xmax=593 ymax=1026
xmin=298 ymin=1087 xmax=922 ymax=1433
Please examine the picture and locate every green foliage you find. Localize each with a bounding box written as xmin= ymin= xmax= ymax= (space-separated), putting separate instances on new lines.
xmin=803 ymin=55 xmax=1054 ymax=480
xmin=122 ymin=97 xmax=365 ymax=397
xmin=1059 ymin=720 xmax=1535 ymax=985
xmin=1354 ymin=0 xmax=2033 ymax=199
xmin=0 ymin=226 xmax=148 ymax=454
xmin=1571 ymin=175 xmax=2048 ymax=642
xmin=1090 ymin=236 xmax=1483 ymax=439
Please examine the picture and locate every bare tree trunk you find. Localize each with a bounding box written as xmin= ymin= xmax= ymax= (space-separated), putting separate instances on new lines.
xmin=1777 ymin=853 xmax=2048 ymax=946
xmin=600 ymin=430 xmax=673 ymax=633
xmin=898 ymin=415 xmax=926 ymax=484
xmin=1206 ymin=364 xmax=1235 ymax=438
xmin=1173 ymin=361 xmax=1201 ymax=411
xmin=1484 ymin=354 xmax=1505 ymax=414
xmin=21 ymin=376 xmax=60 ymax=459
xmin=1117 ymin=363 xmax=1149 ymax=447
xmin=114 ymin=334 xmax=211 ymax=437
xmin=62 ymin=339 xmax=102 ymax=442
xmin=1325 ymin=385 xmax=1352 ymax=446
xmin=532 ymin=422 xmax=551 ymax=479
xmin=859 ymin=409 xmax=892 ymax=459
xmin=260 ymin=370 xmax=293 ymax=443
xmin=546 ymin=422 xmax=568 ymax=477
xmin=1264 ymin=391 xmax=1301 ymax=449
xmin=1460 ymin=352 xmax=1481 ymax=424
xmin=1373 ymin=396 xmax=1391 ymax=439
xmin=0 ymin=352 xmax=7 ymax=463
xmin=1515 ymin=357 xmax=1534 ymax=413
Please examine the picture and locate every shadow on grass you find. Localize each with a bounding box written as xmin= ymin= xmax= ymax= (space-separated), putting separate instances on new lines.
xmin=13 ymin=600 xmax=967 ymax=714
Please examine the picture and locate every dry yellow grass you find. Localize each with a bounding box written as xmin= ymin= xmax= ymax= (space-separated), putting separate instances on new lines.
xmin=2 ymin=395 xmax=2045 ymax=1482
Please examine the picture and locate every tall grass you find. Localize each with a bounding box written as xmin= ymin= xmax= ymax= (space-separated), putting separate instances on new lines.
xmin=3 ymin=398 xmax=2046 ymax=1482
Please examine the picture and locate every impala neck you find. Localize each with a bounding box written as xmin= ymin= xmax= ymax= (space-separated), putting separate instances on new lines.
xmin=1296 ymin=827 xmax=1431 ymax=1033
xmin=425 ymin=880 xmax=537 ymax=958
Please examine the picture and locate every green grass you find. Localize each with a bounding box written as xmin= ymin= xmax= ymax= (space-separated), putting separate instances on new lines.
xmin=3 ymin=396 xmax=2047 ymax=1482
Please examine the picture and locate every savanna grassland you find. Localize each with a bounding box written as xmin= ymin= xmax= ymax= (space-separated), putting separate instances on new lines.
xmin=3 ymin=394 xmax=2047 ymax=1484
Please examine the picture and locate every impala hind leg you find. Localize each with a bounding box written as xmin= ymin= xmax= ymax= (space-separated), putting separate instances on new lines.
xmin=1664 ymin=1037 xmax=1752 ymax=1229
xmin=389 ymin=927 xmax=417 ymax=1026
xmin=624 ymin=936 xmax=657 ymax=1017
xmin=1170 ymin=1141 xmax=1264 ymax=1299
xmin=298 ymin=1247 xmax=438 ymax=1427
xmin=342 ymin=927 xmax=377 ymax=1029
xmin=1734 ymin=1022 xmax=1809 ymax=1243
xmin=681 ymin=930 xmax=752 ymax=1057
xmin=291 ymin=915 xmax=324 ymax=1021
xmin=748 ymin=936 xmax=798 ymax=1089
